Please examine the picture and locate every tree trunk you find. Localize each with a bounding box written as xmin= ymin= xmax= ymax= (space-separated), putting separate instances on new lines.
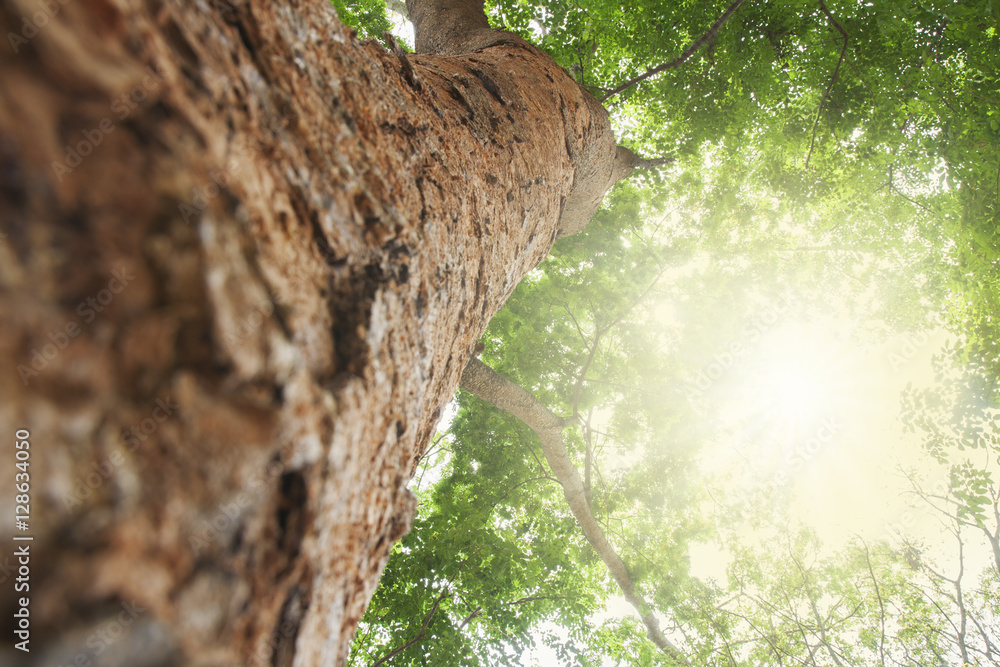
xmin=459 ymin=358 xmax=689 ymax=665
xmin=0 ymin=0 xmax=627 ymax=665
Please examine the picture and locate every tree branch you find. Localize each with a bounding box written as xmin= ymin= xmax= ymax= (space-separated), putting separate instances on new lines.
xmin=600 ymin=0 xmax=747 ymax=102
xmin=584 ymin=409 xmax=593 ymax=508
xmin=371 ymin=588 xmax=452 ymax=666
xmin=858 ymin=539 xmax=887 ymax=667
xmin=571 ymin=265 xmax=666 ymax=421
xmin=459 ymin=358 xmax=690 ymax=664
xmin=805 ymin=0 xmax=849 ymax=169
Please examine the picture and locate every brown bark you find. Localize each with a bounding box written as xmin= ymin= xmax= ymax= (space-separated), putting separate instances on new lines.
xmin=459 ymin=358 xmax=690 ymax=664
xmin=405 ymin=0 xmax=492 ymax=54
xmin=0 ymin=0 xmax=628 ymax=665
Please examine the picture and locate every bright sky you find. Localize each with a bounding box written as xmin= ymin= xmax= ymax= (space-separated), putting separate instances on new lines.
xmin=689 ymin=314 xmax=998 ymax=583
xmin=417 ymin=284 xmax=996 ymax=665
xmin=389 ymin=9 xmax=415 ymax=45
xmin=567 ymin=317 xmax=997 ymax=666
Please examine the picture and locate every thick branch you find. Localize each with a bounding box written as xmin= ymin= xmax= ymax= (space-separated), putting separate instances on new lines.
xmin=459 ymin=358 xmax=690 ymax=665
xmin=611 ymin=146 xmax=675 ymax=181
xmin=600 ymin=0 xmax=747 ymax=102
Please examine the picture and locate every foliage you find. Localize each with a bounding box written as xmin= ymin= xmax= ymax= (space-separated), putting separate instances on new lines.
xmin=351 ymin=409 xmax=609 ymax=665
xmin=331 ymin=0 xmax=393 ymax=41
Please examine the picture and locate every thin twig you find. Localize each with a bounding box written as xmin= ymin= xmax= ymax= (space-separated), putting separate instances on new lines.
xmin=570 ymin=266 xmax=666 ymax=420
xmin=805 ymin=0 xmax=849 ymax=169
xmin=371 ymin=588 xmax=451 ymax=666
xmin=995 ymin=157 xmax=999 ymax=215
xmin=885 ymin=164 xmax=935 ymax=214
xmin=600 ymin=0 xmax=747 ymax=102
xmin=966 ymin=89 xmax=1000 ymax=107
xmin=859 ymin=538 xmax=887 ymax=667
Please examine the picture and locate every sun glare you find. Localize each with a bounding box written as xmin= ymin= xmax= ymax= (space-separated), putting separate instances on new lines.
xmin=697 ymin=314 xmax=961 ymax=558
xmin=761 ymin=359 xmax=826 ymax=421
xmin=728 ymin=320 xmax=856 ymax=446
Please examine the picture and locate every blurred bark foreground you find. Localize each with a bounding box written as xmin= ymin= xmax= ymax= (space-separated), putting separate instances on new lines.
xmin=0 ymin=0 xmax=627 ymax=665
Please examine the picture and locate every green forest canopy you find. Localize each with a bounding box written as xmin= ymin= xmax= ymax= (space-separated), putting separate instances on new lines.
xmin=340 ymin=0 xmax=1000 ymax=664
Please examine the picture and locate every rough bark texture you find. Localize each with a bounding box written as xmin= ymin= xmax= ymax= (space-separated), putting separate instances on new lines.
xmin=0 ymin=0 xmax=625 ymax=665
xmin=459 ymin=358 xmax=689 ymax=664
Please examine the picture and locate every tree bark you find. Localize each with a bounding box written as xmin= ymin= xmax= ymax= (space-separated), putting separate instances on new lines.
xmin=0 ymin=0 xmax=628 ymax=665
xmin=459 ymin=358 xmax=690 ymax=664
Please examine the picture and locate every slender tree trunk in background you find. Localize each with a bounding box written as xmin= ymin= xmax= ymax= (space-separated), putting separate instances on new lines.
xmin=0 ymin=0 xmax=628 ymax=665
xmin=459 ymin=358 xmax=690 ymax=665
